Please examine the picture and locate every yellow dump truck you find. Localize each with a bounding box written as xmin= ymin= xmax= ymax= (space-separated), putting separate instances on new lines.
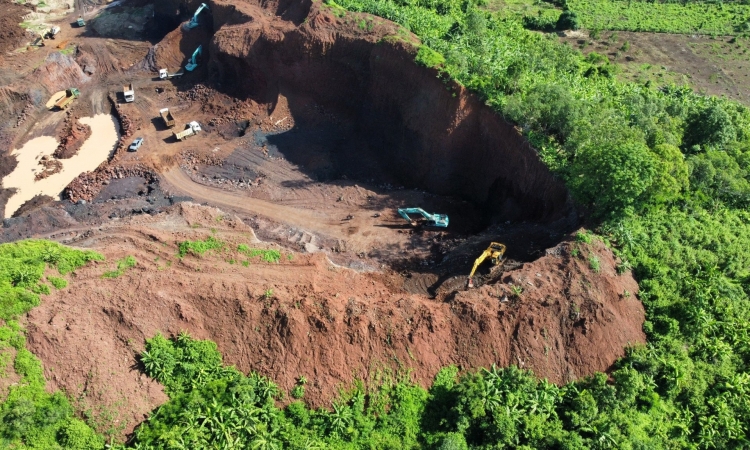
xmin=159 ymin=108 xmax=176 ymax=128
xmin=50 ymin=88 xmax=80 ymax=110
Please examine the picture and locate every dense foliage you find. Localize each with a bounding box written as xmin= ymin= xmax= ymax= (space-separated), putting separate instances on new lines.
xmin=125 ymin=334 xmax=683 ymax=449
xmin=328 ymin=0 xmax=750 ymax=446
xmin=0 ymin=241 xmax=103 ymax=449
xmin=0 ymin=240 xmax=102 ymax=320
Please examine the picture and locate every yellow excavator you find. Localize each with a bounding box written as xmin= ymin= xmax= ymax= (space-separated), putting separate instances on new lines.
xmin=467 ymin=242 xmax=506 ymax=288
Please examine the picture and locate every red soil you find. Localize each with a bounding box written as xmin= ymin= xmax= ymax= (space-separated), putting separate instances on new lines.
xmin=25 ymin=203 xmax=643 ymax=437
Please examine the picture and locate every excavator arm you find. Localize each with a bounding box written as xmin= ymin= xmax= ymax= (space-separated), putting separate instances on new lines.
xmin=468 ymin=249 xmax=493 ymax=280
xmin=467 ymin=242 xmax=506 ymax=288
xmin=185 ymin=3 xmax=210 ymax=29
xmin=185 ymin=45 xmax=203 ymax=72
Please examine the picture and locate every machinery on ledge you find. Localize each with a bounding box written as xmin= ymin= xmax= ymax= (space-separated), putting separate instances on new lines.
xmin=184 ymin=3 xmax=209 ymax=30
xmin=77 ymin=16 xmax=85 ymax=27
xmin=185 ymin=45 xmax=202 ymax=72
xmin=467 ymin=242 xmax=506 ymax=288
xmin=397 ymin=208 xmax=449 ymax=228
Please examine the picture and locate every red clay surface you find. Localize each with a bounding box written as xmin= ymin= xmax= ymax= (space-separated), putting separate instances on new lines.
xmin=26 ymin=203 xmax=643 ymax=436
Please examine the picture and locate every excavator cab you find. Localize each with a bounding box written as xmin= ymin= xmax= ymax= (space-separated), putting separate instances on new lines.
xmin=467 ymin=242 xmax=506 ymax=288
xmin=397 ymin=208 xmax=449 ymax=228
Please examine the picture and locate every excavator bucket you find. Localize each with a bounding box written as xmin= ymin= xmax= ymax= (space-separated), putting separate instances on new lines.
xmin=467 ymin=278 xmax=474 ymax=288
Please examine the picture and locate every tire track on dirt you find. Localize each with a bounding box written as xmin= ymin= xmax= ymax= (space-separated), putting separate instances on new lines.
xmin=162 ymin=168 xmax=345 ymax=237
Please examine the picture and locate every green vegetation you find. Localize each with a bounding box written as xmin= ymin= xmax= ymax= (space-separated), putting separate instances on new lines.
xmin=0 ymin=240 xmax=102 ymax=320
xmin=101 ymin=256 xmax=137 ymax=279
xmin=126 ymin=333 xmax=718 ymax=449
xmin=237 ymin=244 xmax=281 ymax=263
xmin=177 ymin=236 xmax=224 ymax=258
xmin=47 ymin=276 xmax=67 ymax=290
xmin=0 ymin=323 xmax=103 ymax=449
xmin=0 ymin=241 xmax=103 ymax=449
xmin=3 ymin=0 xmax=750 ymax=448
xmin=568 ymin=0 xmax=750 ymax=35
xmin=327 ymin=0 xmax=750 ymax=446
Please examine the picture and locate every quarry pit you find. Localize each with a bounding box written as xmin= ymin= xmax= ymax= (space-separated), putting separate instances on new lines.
xmin=0 ymin=0 xmax=645 ymax=436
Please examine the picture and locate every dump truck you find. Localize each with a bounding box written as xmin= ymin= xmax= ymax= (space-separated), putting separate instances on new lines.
xmin=53 ymin=88 xmax=80 ymax=110
xmin=123 ymin=83 xmax=134 ymax=102
xmin=174 ymin=121 xmax=201 ymax=141
xmin=159 ymin=69 xmax=184 ymax=79
xmin=159 ymin=108 xmax=176 ymax=128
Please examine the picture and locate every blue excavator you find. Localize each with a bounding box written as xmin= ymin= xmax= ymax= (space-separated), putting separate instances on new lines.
xmin=184 ymin=3 xmax=210 ymax=30
xmin=185 ymin=45 xmax=202 ymax=72
xmin=397 ymin=208 xmax=449 ymax=228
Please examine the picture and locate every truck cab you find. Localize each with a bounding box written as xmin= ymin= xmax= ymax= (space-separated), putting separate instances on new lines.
xmin=123 ymin=83 xmax=134 ymax=102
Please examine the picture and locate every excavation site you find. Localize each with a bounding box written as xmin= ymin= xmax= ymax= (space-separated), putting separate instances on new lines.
xmin=0 ymin=0 xmax=645 ymax=436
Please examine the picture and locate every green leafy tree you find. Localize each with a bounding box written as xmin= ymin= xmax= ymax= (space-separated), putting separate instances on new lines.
xmin=556 ymin=9 xmax=581 ymax=30
xmin=569 ymin=140 xmax=658 ymax=218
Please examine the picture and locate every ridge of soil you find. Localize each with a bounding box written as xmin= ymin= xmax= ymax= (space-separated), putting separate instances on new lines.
xmin=25 ymin=203 xmax=644 ymax=437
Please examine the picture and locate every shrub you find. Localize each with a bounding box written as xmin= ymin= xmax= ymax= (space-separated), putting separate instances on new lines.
xmin=415 ymin=45 xmax=445 ymax=68
xmin=557 ymin=9 xmax=581 ymax=30
xmin=178 ymin=236 xmax=224 ymax=257
xmin=101 ymin=256 xmax=137 ymax=279
xmin=47 ymin=276 xmax=67 ymax=289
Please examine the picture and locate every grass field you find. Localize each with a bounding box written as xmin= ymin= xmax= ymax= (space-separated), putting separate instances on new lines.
xmin=569 ymin=0 xmax=750 ymax=34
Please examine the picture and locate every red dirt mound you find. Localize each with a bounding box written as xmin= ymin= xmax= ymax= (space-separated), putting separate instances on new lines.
xmin=0 ymin=0 xmax=31 ymax=54
xmin=25 ymin=204 xmax=644 ymax=438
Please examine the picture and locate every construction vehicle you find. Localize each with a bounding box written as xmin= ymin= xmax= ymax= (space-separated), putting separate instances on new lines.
xmin=77 ymin=16 xmax=85 ymax=27
xmin=52 ymin=88 xmax=80 ymax=110
xmin=184 ymin=3 xmax=210 ymax=30
xmin=31 ymin=34 xmax=46 ymax=47
xmin=185 ymin=45 xmax=202 ymax=72
xmin=159 ymin=68 xmax=184 ymax=79
xmin=129 ymin=137 xmax=144 ymax=152
xmin=159 ymin=108 xmax=176 ymax=128
xmin=174 ymin=121 xmax=202 ymax=141
xmin=123 ymin=83 xmax=134 ymax=102
xmin=397 ymin=208 xmax=449 ymax=228
xmin=467 ymin=242 xmax=506 ymax=288
xmin=47 ymin=26 xmax=61 ymax=39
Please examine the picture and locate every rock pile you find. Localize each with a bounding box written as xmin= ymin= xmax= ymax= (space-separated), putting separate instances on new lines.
xmin=110 ymin=95 xmax=136 ymax=158
xmin=54 ymin=112 xmax=92 ymax=159
xmin=177 ymin=83 xmax=213 ymax=104
xmin=181 ymin=150 xmax=223 ymax=167
xmin=64 ymin=165 xmax=157 ymax=203
xmin=15 ymin=102 xmax=34 ymax=128
xmin=35 ymin=156 xmax=63 ymax=181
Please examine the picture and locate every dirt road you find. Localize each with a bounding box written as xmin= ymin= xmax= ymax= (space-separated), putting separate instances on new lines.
xmin=162 ymin=167 xmax=416 ymax=255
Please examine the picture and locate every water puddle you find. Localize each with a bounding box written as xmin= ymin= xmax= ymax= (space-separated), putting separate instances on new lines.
xmin=2 ymin=114 xmax=120 ymax=218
